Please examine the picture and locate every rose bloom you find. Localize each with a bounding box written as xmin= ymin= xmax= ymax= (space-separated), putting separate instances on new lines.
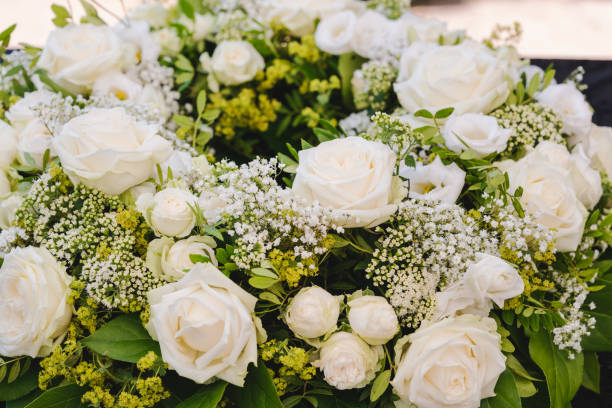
xmin=146 ymin=236 xmax=218 ymax=282
xmin=313 ymin=331 xmax=382 ymax=390
xmin=137 ymin=188 xmax=197 ymax=238
xmin=146 ymin=263 xmax=262 ymax=386
xmin=314 ymin=10 xmax=357 ymax=55
xmin=37 ymin=24 xmax=126 ymax=93
xmin=585 ymin=124 xmax=612 ymax=179
xmin=347 ymin=294 xmax=399 ymax=345
xmin=392 ymin=315 xmax=506 ymax=408
xmin=0 ymin=193 xmax=23 ymax=230
xmin=0 ymin=120 xmax=17 ymax=169
xmin=292 ymin=136 xmax=402 ymax=228
xmin=394 ymin=42 xmax=512 ymax=115
xmin=442 ymin=113 xmax=511 ymax=158
xmin=209 ymin=41 xmax=265 ymax=86
xmin=53 ymin=107 xmax=172 ymax=196
xmin=285 ymin=286 xmax=340 ymax=340
xmin=0 ymin=246 xmax=72 ymax=357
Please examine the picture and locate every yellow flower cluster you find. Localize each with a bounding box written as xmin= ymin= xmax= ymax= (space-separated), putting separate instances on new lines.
xmin=209 ymin=89 xmax=281 ymax=139
xmin=299 ymin=76 xmax=340 ymax=95
xmin=137 ymin=351 xmax=163 ymax=372
xmin=82 ymin=386 xmax=116 ymax=407
xmin=67 ymin=280 xmax=86 ymax=305
xmin=116 ymin=207 xmax=152 ymax=256
xmin=300 ymin=107 xmax=320 ymax=128
xmin=261 ymin=340 xmax=316 ymax=396
xmin=39 ymin=322 xmax=81 ymax=389
xmin=268 ymin=249 xmax=318 ymax=287
xmin=288 ymin=35 xmax=321 ymax=63
xmin=75 ymin=298 xmax=99 ymax=334
xmin=258 ymin=59 xmax=293 ymax=91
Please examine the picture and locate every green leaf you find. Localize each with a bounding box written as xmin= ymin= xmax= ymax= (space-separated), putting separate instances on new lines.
xmin=434 ymin=107 xmax=454 ymax=119
xmin=23 ymin=383 xmax=83 ymax=408
xmin=0 ymin=363 xmax=6 ymax=382
xmin=286 ymin=143 xmax=299 ymax=161
xmin=176 ymin=381 xmax=227 ymax=408
xmin=506 ymin=355 xmax=540 ymax=381
xmin=515 ymin=81 xmax=525 ymax=103
xmin=176 ymin=71 xmax=194 ymax=85
xmin=0 ymin=24 xmax=16 ymax=48
xmin=403 ymin=155 xmax=416 ymax=168
xmin=196 ymin=90 xmax=207 ymax=115
xmin=370 ymin=369 xmax=391 ymax=402
xmin=581 ymin=351 xmax=599 ymax=393
xmin=251 ymin=268 xmax=278 ymax=279
xmin=248 ymin=276 xmax=279 ymax=289
xmin=203 ymin=225 xmax=223 ymax=240
xmin=338 ymin=53 xmax=364 ymax=108
xmin=228 ymin=360 xmax=283 ymax=408
xmin=527 ymin=73 xmax=541 ymax=96
xmin=414 ymin=109 xmax=433 ymax=119
xmin=542 ymin=68 xmax=556 ymax=89
xmin=528 ymin=329 xmax=583 ymax=408
xmin=0 ymin=367 xmax=39 ymax=401
xmin=259 ymin=291 xmax=281 ymax=304
xmin=301 ymin=139 xmax=314 ymax=150
xmin=202 ymin=109 xmax=221 ymax=123
xmin=175 ymin=54 xmax=194 ymax=72
xmin=189 ymin=254 xmax=211 ymax=264
xmin=513 ymin=374 xmax=537 ymax=398
xmin=479 ymin=370 xmax=521 ymax=408
xmin=283 ymin=395 xmax=302 ymax=408
xmin=173 ymin=114 xmax=194 ymax=128
xmin=7 ymin=359 xmax=20 ymax=383
xmin=313 ymin=127 xmax=336 ymax=143
xmin=179 ymin=0 xmax=195 ymax=20
xmin=81 ymin=314 xmax=161 ymax=363
xmin=79 ymin=0 xmax=98 ymax=17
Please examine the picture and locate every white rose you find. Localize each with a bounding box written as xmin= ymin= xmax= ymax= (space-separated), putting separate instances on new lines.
xmin=156 ymin=150 xmax=194 ymax=182
xmin=568 ymin=144 xmax=602 ymax=210
xmin=122 ymin=182 xmax=157 ymax=206
xmin=292 ymin=136 xmax=400 ymax=228
xmin=0 ymin=246 xmax=72 ymax=357
xmin=16 ymin=120 xmax=54 ymax=168
xmin=209 ymin=41 xmax=264 ymax=86
xmin=585 ymin=124 xmax=612 ymax=178
xmin=285 ymin=286 xmax=340 ymax=340
xmin=436 ymin=253 xmax=524 ymax=319
xmin=146 ymin=263 xmax=260 ymax=386
xmin=53 ymin=107 xmax=172 ymax=195
xmin=0 ymin=193 xmax=23 ymax=230
xmin=503 ymin=155 xmax=587 ymax=251
xmin=128 ymin=2 xmax=168 ymax=27
xmin=394 ymin=42 xmax=512 ymax=115
xmin=443 ymin=113 xmax=511 ymax=158
xmin=350 ymin=11 xmax=392 ymax=59
xmin=348 ymin=294 xmax=399 ymax=345
xmin=146 ymin=236 xmax=217 ymax=282
xmin=392 ymin=315 xmax=506 ymax=408
xmin=6 ymin=90 xmax=54 ymax=130
xmin=0 ymin=121 xmax=17 ymax=169
xmin=0 ymin=170 xmax=9 ymax=197
xmin=179 ymin=13 xmax=216 ymax=41
xmin=92 ymin=70 xmax=143 ymax=101
xmin=313 ymin=331 xmax=382 ymax=390
xmin=400 ymin=156 xmax=466 ymax=203
xmin=198 ymin=188 xmax=228 ymax=225
xmin=536 ymin=83 xmax=592 ymax=145
xmin=37 ymin=24 xmax=124 ymax=93
xmin=152 ymin=28 xmax=183 ymax=57
xmin=137 ymin=187 xmax=197 ymax=237
xmin=314 ymin=11 xmax=357 ymax=55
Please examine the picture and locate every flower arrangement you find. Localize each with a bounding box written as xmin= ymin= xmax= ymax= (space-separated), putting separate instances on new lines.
xmin=0 ymin=1 xmax=610 ymax=408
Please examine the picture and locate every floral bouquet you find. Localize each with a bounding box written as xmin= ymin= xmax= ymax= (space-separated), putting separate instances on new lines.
xmin=0 ymin=1 xmax=610 ymax=408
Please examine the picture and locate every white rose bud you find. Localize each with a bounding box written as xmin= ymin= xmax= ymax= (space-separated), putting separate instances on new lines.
xmin=198 ymin=188 xmax=228 ymax=225
xmin=400 ymin=156 xmax=466 ymax=203
xmin=350 ymin=11 xmax=391 ymax=59
xmin=285 ymin=286 xmax=340 ymax=340
xmin=394 ymin=42 xmax=511 ymax=115
xmin=313 ymin=331 xmax=382 ymax=390
xmin=137 ymin=187 xmax=197 ymax=238
xmin=536 ymin=83 xmax=592 ymax=145
xmin=293 ymin=136 xmax=400 ymax=228
xmin=146 ymin=236 xmax=217 ymax=282
xmin=0 ymin=246 xmax=73 ymax=357
xmin=54 ymin=107 xmax=172 ymax=195
xmin=314 ymin=11 xmax=357 ymax=55
xmin=392 ymin=315 xmax=506 ymax=408
xmin=210 ymin=41 xmax=265 ymax=86
xmin=146 ymin=263 xmax=261 ymax=386
xmin=37 ymin=24 xmax=125 ymax=93
xmin=443 ymin=113 xmax=512 ymax=158
xmin=436 ymin=253 xmax=524 ymax=319
xmin=348 ymin=294 xmax=399 ymax=345
xmin=0 ymin=193 xmax=23 ymax=230
xmin=0 ymin=121 xmax=17 ymax=169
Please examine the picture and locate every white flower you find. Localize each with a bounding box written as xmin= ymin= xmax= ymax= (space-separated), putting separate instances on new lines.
xmin=16 ymin=120 xmax=54 ymax=168
xmin=314 ymin=11 xmax=357 ymax=55
xmin=443 ymin=113 xmax=511 ymax=158
xmin=392 ymin=315 xmax=506 ymax=408
xmin=313 ymin=331 xmax=382 ymax=390
xmin=400 ymin=156 xmax=466 ymax=203
xmin=436 ymin=253 xmax=524 ymax=319
xmin=394 ymin=42 xmax=512 ymax=115
xmin=146 ymin=263 xmax=261 ymax=386
xmin=92 ymin=70 xmax=143 ymax=101
xmin=37 ymin=24 xmax=125 ymax=93
xmin=568 ymin=144 xmax=602 ymax=210
xmin=536 ymin=83 xmax=592 ymax=145
xmin=285 ymin=286 xmax=340 ymax=340
xmin=146 ymin=236 xmax=217 ymax=282
xmin=348 ymin=294 xmax=399 ymax=345
xmin=395 ymin=11 xmax=448 ymax=43
xmin=179 ymin=13 xmax=216 ymax=41
xmin=585 ymin=124 xmax=612 ymax=178
xmin=518 ymin=65 xmax=550 ymax=84
xmin=152 ymin=28 xmax=183 ymax=57
xmin=0 ymin=246 xmax=72 ymax=357
xmin=292 ymin=136 xmax=400 ymax=228
xmin=54 ymin=107 xmax=172 ymax=195
xmin=503 ymin=152 xmax=587 ymax=252
xmin=350 ymin=11 xmax=391 ymax=59
xmin=137 ymin=188 xmax=197 ymax=238
xmin=115 ymin=20 xmax=161 ymax=63
xmin=128 ymin=2 xmax=168 ymax=27
xmin=209 ymin=41 xmax=264 ymax=86
xmin=138 ymin=85 xmax=172 ymax=119
xmin=0 ymin=121 xmax=17 ymax=169
xmin=6 ymin=90 xmax=54 ymax=130
xmin=0 ymin=171 xmax=9 ymax=198
xmin=0 ymin=193 xmax=23 ymax=230
xmin=157 ymin=150 xmax=194 ymax=182
xmin=198 ymin=188 xmax=228 ymax=226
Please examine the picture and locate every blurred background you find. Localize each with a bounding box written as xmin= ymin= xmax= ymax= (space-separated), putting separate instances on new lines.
xmin=1 ymin=0 xmax=611 ymax=59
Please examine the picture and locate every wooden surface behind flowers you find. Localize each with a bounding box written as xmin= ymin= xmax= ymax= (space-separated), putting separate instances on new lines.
xmin=0 ymin=1 xmax=611 ymax=408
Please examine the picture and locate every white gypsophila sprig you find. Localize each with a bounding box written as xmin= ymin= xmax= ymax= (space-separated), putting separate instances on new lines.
xmin=124 ymin=59 xmax=180 ymax=119
xmin=0 ymin=227 xmax=28 ymax=257
xmin=0 ymin=50 xmax=38 ymax=93
xmin=353 ymin=61 xmax=397 ymax=111
xmin=339 ymin=111 xmax=374 ymax=137
xmin=366 ymin=199 xmax=499 ymax=327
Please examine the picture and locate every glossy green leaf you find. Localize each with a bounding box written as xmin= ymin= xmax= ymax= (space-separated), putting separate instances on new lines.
xmin=479 ymin=370 xmax=521 ymax=408
xmin=176 ymin=381 xmax=227 ymax=408
xmin=228 ymin=360 xmax=283 ymax=408
xmin=0 ymin=367 xmax=39 ymax=401
xmin=581 ymin=351 xmax=600 ymax=393
xmin=370 ymin=369 xmax=391 ymax=402
xmin=23 ymin=383 xmax=83 ymax=408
